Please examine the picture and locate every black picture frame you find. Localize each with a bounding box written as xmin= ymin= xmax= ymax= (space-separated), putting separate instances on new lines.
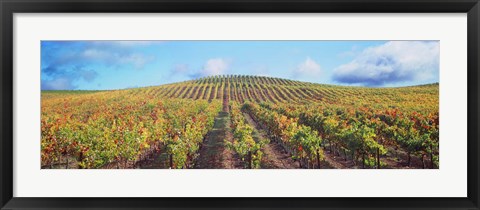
xmin=1 ymin=0 xmax=479 ymax=209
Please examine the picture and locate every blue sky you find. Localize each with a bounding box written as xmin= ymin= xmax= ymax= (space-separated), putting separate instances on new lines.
xmin=41 ymin=40 xmax=439 ymax=90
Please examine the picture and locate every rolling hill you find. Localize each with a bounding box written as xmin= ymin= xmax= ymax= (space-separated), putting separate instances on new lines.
xmin=97 ymin=75 xmax=437 ymax=111
xmin=41 ymin=75 xmax=439 ymax=169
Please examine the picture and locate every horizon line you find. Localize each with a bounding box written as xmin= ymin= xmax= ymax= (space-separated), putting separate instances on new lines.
xmin=41 ymin=74 xmax=440 ymax=91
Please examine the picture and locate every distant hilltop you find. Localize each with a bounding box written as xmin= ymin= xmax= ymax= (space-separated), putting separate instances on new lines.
xmin=119 ymin=75 xmax=438 ymax=105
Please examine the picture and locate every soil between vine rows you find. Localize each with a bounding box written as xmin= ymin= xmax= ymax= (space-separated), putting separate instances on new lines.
xmin=194 ymin=111 xmax=242 ymax=169
xmin=242 ymin=112 xmax=300 ymax=169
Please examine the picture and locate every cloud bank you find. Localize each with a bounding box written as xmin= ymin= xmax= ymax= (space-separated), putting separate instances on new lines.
xmin=332 ymin=41 xmax=439 ymax=86
xmin=41 ymin=41 xmax=157 ymax=90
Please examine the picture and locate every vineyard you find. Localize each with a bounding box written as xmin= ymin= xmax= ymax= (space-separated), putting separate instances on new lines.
xmin=41 ymin=75 xmax=439 ymax=169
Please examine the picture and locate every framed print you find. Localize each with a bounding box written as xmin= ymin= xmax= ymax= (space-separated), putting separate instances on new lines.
xmin=1 ymin=0 xmax=479 ymax=209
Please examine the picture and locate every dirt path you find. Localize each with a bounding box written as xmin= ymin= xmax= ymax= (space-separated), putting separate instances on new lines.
xmin=243 ymin=111 xmax=350 ymax=169
xmin=322 ymin=150 xmax=348 ymax=169
xmin=242 ymin=112 xmax=300 ymax=169
xmin=194 ymin=90 xmax=241 ymax=169
xmin=137 ymin=144 xmax=170 ymax=169
xmin=194 ymin=111 xmax=241 ymax=169
xmin=138 ymin=112 xmax=241 ymax=169
xmin=321 ymin=145 xmax=432 ymax=169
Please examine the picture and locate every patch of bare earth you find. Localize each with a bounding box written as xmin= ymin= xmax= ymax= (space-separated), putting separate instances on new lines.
xmin=136 ymin=144 xmax=170 ymax=169
xmin=322 ymin=150 xmax=348 ymax=169
xmin=383 ymin=146 xmax=436 ymax=169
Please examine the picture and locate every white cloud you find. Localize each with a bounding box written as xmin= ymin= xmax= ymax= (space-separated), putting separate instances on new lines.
xmin=201 ymin=58 xmax=229 ymax=76
xmin=338 ymin=45 xmax=361 ymax=58
xmin=333 ymin=41 xmax=439 ymax=86
xmin=82 ymin=49 xmax=109 ymax=59
xmin=41 ymin=77 xmax=76 ymax=90
xmin=41 ymin=41 xmax=159 ymax=90
xmin=81 ymin=49 xmax=153 ymax=69
xmin=121 ymin=53 xmax=153 ymax=69
xmin=294 ymin=57 xmax=322 ymax=78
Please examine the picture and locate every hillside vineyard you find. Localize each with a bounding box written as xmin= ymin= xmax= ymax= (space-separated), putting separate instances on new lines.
xmin=41 ymin=75 xmax=439 ymax=169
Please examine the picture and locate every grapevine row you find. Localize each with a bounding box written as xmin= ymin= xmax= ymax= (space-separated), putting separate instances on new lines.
xmin=243 ymin=102 xmax=324 ymax=169
xmin=41 ymin=92 xmax=221 ymax=169
xmin=262 ymin=102 xmax=439 ymax=168
xmin=227 ymin=102 xmax=266 ymax=168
